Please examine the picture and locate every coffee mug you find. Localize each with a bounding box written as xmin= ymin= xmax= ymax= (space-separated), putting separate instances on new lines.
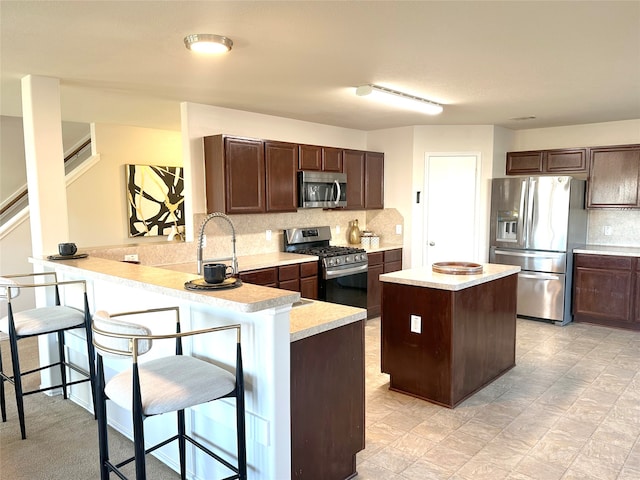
xmin=58 ymin=242 xmax=78 ymax=256
xmin=203 ymin=263 xmax=233 ymax=284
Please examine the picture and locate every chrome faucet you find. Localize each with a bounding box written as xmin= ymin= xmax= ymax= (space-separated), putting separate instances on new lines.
xmin=196 ymin=212 xmax=238 ymax=276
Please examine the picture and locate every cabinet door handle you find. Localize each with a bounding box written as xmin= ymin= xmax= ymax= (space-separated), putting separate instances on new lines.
xmin=429 ymin=241 xmax=435 ymax=246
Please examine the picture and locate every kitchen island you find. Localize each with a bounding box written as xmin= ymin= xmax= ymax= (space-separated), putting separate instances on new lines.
xmin=380 ymin=263 xmax=520 ymax=408
xmin=30 ymin=255 xmax=366 ymax=480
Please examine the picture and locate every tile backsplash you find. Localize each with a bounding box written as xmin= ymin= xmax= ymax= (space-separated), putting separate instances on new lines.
xmin=587 ymin=209 xmax=640 ymax=247
xmin=87 ymin=208 xmax=404 ymax=266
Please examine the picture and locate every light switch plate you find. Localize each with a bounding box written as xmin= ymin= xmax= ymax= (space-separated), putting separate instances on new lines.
xmin=266 ymin=230 xmax=272 ymax=241
xmin=410 ymin=314 xmax=421 ymax=334
xmin=603 ymin=226 xmax=612 ymax=236
xmin=396 ymin=224 xmax=402 ymax=235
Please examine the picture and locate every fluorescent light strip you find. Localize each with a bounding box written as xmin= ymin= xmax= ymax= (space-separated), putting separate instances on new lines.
xmin=356 ymin=84 xmax=443 ymax=115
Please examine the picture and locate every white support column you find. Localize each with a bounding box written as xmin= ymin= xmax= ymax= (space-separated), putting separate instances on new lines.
xmin=21 ymin=75 xmax=69 ymax=254
xmin=21 ymin=75 xmax=69 ymax=390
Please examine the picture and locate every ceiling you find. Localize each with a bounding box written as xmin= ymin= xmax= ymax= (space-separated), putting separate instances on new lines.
xmin=1 ymin=1 xmax=639 ymax=132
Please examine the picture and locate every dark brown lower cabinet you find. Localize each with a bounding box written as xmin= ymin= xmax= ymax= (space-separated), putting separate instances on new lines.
xmin=573 ymin=254 xmax=639 ymax=330
xmin=367 ymin=248 xmax=402 ymax=318
xmin=290 ymin=320 xmax=365 ymax=480
xmin=238 ymin=261 xmax=318 ymax=299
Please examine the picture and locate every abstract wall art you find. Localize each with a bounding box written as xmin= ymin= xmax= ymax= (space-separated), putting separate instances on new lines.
xmin=126 ymin=164 xmax=185 ymax=237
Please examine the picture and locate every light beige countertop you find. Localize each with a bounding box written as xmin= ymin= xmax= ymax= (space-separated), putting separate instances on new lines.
xmin=157 ymin=252 xmax=319 ymax=274
xmin=573 ymin=245 xmax=640 ymax=257
xmin=32 ymin=255 xmax=300 ymax=314
xmin=289 ymin=300 xmax=366 ymax=342
xmin=380 ymin=263 xmax=520 ymax=291
xmin=31 ymin=255 xmax=366 ymax=341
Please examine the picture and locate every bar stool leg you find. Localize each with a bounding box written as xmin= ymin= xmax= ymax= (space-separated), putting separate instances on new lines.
xmin=95 ymin=356 xmax=110 ymax=480
xmin=178 ymin=409 xmax=187 ymax=480
xmin=0 ymin=343 xmax=6 ymax=422
xmin=56 ymin=331 xmax=68 ymax=399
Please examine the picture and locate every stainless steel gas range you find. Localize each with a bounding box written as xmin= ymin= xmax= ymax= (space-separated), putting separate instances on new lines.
xmin=284 ymin=226 xmax=368 ymax=309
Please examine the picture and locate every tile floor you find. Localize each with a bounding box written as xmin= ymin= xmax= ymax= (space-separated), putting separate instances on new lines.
xmin=357 ymin=317 xmax=640 ymax=480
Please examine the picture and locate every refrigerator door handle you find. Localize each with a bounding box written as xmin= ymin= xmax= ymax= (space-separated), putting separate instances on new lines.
xmin=519 ymin=272 xmax=562 ymax=281
xmin=518 ymin=178 xmax=527 ymax=248
xmin=525 ymin=178 xmax=535 ymax=248
xmin=493 ymin=249 xmax=564 ymax=259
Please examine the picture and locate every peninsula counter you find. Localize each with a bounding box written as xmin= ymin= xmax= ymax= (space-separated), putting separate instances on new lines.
xmin=30 ymin=255 xmax=366 ymax=480
xmin=380 ymin=263 xmax=520 ymax=408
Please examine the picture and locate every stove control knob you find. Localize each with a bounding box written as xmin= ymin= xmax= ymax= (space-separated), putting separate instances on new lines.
xmin=335 ymin=257 xmax=341 ymax=265
xmin=327 ymin=258 xmax=335 ymax=267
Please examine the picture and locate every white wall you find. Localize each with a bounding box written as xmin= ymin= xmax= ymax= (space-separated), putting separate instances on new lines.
xmin=511 ymin=119 xmax=640 ymax=150
xmin=366 ymin=127 xmax=415 ymax=265
xmin=367 ymin=125 xmax=499 ymax=267
xmin=66 ymin=123 xmax=182 ymax=247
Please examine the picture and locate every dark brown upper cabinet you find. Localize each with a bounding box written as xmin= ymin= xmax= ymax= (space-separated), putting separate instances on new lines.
xmin=204 ymin=135 xmax=266 ymax=214
xmin=298 ymin=145 xmax=343 ymax=172
xmin=506 ymin=148 xmax=587 ymax=176
xmin=265 ymin=141 xmax=298 ymax=212
xmin=343 ymin=150 xmax=384 ymax=210
xmin=587 ymin=144 xmax=640 ymax=209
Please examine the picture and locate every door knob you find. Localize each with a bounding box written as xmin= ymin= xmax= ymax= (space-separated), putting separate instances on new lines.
xmin=429 ymin=241 xmax=435 ymax=246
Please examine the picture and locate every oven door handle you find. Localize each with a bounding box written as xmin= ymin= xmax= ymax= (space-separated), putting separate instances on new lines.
xmin=324 ymin=263 xmax=368 ymax=280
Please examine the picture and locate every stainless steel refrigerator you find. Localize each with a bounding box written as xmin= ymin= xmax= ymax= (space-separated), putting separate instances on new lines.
xmin=489 ymin=176 xmax=587 ymax=326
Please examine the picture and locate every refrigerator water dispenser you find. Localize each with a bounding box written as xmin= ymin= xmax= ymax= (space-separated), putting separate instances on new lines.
xmin=496 ymin=211 xmax=518 ymax=242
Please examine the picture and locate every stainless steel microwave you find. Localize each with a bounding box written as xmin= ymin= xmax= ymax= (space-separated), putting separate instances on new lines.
xmin=298 ymin=171 xmax=347 ymax=208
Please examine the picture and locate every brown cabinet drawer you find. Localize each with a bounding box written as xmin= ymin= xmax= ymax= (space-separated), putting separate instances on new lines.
xmin=383 ymin=249 xmax=402 ymax=263
xmin=279 ymin=264 xmax=300 ymax=281
xmin=574 ymin=254 xmax=632 ymax=270
xmin=300 ymin=261 xmax=318 ymax=278
xmin=279 ymin=278 xmax=299 ymax=292
xmin=368 ymin=252 xmax=383 ymax=266
xmin=239 ymin=267 xmax=277 ymax=285
xmin=384 ymin=261 xmax=402 ymax=273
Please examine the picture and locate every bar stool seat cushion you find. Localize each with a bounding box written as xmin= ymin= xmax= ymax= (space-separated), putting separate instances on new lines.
xmin=105 ymin=355 xmax=236 ymax=416
xmin=0 ymin=306 xmax=85 ymax=337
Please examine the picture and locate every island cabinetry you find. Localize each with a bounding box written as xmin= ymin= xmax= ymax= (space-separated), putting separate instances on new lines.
xmin=587 ymin=144 xmax=640 ymax=208
xmin=240 ymin=261 xmax=319 ymax=299
xmin=298 ymin=145 xmax=343 ymax=172
xmin=506 ymin=148 xmax=587 ymax=176
xmin=573 ymin=254 xmax=638 ymax=330
xmin=343 ymin=150 xmax=384 ymax=210
xmin=381 ymin=271 xmax=517 ymax=407
xmin=367 ymin=249 xmax=403 ymax=319
xmin=291 ymin=320 xmax=364 ymax=479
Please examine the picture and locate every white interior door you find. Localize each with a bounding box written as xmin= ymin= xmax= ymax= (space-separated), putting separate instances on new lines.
xmin=424 ymin=154 xmax=479 ymax=266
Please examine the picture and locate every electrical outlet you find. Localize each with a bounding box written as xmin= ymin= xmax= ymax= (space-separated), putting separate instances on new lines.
xmin=396 ymin=224 xmax=402 ymax=235
xmin=336 ymin=225 xmax=341 ymax=234
xmin=202 ymin=234 xmax=207 ymax=247
xmin=266 ymin=230 xmax=272 ymax=241
xmin=410 ymin=314 xmax=421 ymax=334
xmin=124 ymin=254 xmax=139 ymax=262
xmin=603 ymin=226 xmax=613 ymax=236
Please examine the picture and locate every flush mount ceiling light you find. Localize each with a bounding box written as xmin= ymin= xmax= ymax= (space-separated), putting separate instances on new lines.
xmin=355 ymin=84 xmax=443 ymax=115
xmin=184 ymin=34 xmax=233 ymax=54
